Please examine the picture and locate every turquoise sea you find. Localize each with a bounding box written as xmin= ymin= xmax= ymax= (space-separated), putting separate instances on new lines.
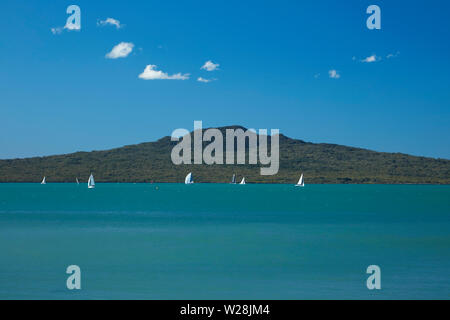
xmin=0 ymin=183 xmax=449 ymax=300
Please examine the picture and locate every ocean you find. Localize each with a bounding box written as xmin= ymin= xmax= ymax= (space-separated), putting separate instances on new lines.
xmin=0 ymin=183 xmax=449 ymax=300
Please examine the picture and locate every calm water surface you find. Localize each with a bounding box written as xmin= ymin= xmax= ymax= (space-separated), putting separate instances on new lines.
xmin=0 ymin=183 xmax=449 ymax=299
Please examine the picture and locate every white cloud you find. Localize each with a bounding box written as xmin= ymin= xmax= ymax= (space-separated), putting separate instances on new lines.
xmin=51 ymin=21 xmax=81 ymax=35
xmin=387 ymin=51 xmax=400 ymax=59
xmin=50 ymin=23 xmax=80 ymax=35
xmin=98 ymin=18 xmax=123 ymax=29
xmin=197 ymin=77 xmax=216 ymax=83
xmin=328 ymin=70 xmax=340 ymax=79
xmin=64 ymin=23 xmax=80 ymax=31
xmin=361 ymin=55 xmax=380 ymax=63
xmin=105 ymin=42 xmax=134 ymax=59
xmin=314 ymin=73 xmax=320 ymax=79
xmin=139 ymin=65 xmax=190 ymax=80
xmin=51 ymin=27 xmax=63 ymax=35
xmin=201 ymin=60 xmax=220 ymax=71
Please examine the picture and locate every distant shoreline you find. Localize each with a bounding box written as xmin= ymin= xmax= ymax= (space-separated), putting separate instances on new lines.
xmin=1 ymin=182 xmax=449 ymax=186
xmin=1 ymin=126 xmax=449 ymax=185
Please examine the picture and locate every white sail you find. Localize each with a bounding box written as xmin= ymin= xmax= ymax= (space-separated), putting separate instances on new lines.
xmin=76 ymin=178 xmax=79 ymax=185
xmin=240 ymin=177 xmax=246 ymax=185
xmin=41 ymin=176 xmax=46 ymax=185
xmin=296 ymin=174 xmax=305 ymax=187
xmin=185 ymin=172 xmax=193 ymax=184
xmin=88 ymin=174 xmax=95 ymax=189
xmin=231 ymin=174 xmax=236 ymax=184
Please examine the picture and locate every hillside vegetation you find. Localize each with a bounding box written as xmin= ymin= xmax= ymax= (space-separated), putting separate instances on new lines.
xmin=0 ymin=126 xmax=449 ymax=184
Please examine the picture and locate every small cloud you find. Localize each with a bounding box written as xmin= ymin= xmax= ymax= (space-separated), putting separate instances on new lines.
xmin=65 ymin=23 xmax=81 ymax=31
xmin=139 ymin=65 xmax=190 ymax=80
xmin=105 ymin=42 xmax=134 ymax=59
xmin=201 ymin=60 xmax=220 ymax=71
xmin=51 ymin=20 xmax=81 ymax=35
xmin=51 ymin=27 xmax=63 ymax=35
xmin=314 ymin=73 xmax=320 ymax=79
xmin=352 ymin=56 xmax=357 ymax=61
xmin=197 ymin=77 xmax=216 ymax=83
xmin=50 ymin=23 xmax=80 ymax=35
xmin=98 ymin=18 xmax=123 ymax=29
xmin=361 ymin=54 xmax=380 ymax=63
xmin=328 ymin=70 xmax=340 ymax=79
xmin=387 ymin=51 xmax=400 ymax=59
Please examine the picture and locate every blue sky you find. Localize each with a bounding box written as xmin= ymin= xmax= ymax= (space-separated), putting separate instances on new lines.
xmin=0 ymin=0 xmax=449 ymax=159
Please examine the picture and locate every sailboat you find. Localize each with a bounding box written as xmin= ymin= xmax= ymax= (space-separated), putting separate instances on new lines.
xmin=76 ymin=178 xmax=79 ymax=185
xmin=185 ymin=172 xmax=194 ymax=184
xmin=295 ymin=173 xmax=305 ymax=187
xmin=88 ymin=174 xmax=95 ymax=189
xmin=231 ymin=174 xmax=236 ymax=184
xmin=41 ymin=176 xmax=46 ymax=185
xmin=240 ymin=177 xmax=246 ymax=185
